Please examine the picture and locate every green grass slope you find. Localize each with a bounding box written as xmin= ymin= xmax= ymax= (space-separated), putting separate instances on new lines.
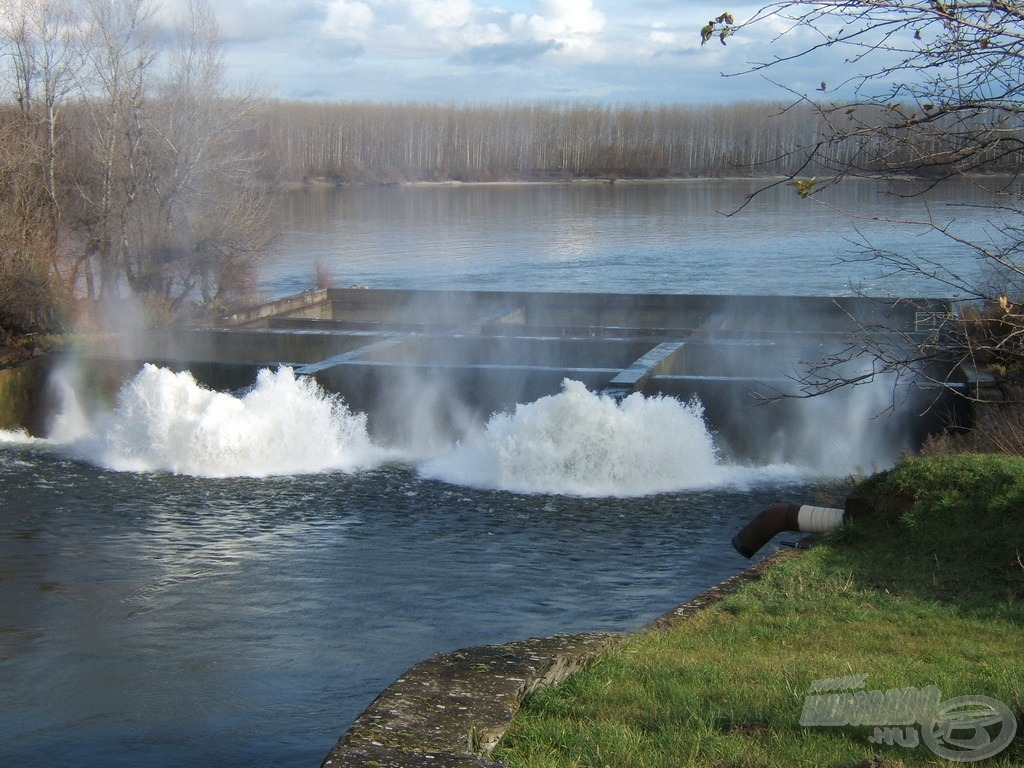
xmin=495 ymin=456 xmax=1024 ymax=767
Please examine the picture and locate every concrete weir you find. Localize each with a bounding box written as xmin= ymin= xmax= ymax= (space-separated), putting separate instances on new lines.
xmin=59 ymin=289 xmax=966 ymax=765
xmin=81 ymin=288 xmax=964 ymax=459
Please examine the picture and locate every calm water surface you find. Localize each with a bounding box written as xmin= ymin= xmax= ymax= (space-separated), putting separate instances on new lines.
xmin=262 ymin=179 xmax=995 ymax=298
xmin=0 ymin=179 xmax=985 ymax=768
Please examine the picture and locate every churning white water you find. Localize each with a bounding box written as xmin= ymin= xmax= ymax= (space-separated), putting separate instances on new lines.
xmin=52 ymin=364 xmax=383 ymax=477
xmin=0 ymin=427 xmax=39 ymax=444
xmin=28 ymin=363 xmax=821 ymax=491
xmin=421 ymin=379 xmax=731 ymax=496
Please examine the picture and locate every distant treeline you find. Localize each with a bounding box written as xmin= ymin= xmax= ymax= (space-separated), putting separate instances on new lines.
xmin=7 ymin=0 xmax=1019 ymax=339
xmin=257 ymin=101 xmax=820 ymax=183
xmin=253 ymin=101 xmax=1018 ymax=184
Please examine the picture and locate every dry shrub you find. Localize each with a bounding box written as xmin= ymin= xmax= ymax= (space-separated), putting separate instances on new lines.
xmin=923 ymin=400 xmax=1024 ymax=457
xmin=313 ymin=260 xmax=338 ymax=290
xmin=0 ymin=116 xmax=63 ymax=334
xmin=925 ymin=300 xmax=1024 ymax=457
xmin=958 ymin=300 xmax=1024 ymax=379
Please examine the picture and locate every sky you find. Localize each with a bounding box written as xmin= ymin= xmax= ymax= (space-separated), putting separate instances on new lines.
xmin=154 ymin=0 xmax=856 ymax=104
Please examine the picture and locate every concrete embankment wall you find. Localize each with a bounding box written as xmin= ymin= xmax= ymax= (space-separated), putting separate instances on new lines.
xmin=0 ymin=359 xmax=53 ymax=435
xmin=320 ymin=549 xmax=801 ymax=768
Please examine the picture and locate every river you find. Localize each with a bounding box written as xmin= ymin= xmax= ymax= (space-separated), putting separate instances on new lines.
xmin=261 ymin=178 xmax=994 ymax=299
xmin=0 ymin=179 xmax=988 ymax=768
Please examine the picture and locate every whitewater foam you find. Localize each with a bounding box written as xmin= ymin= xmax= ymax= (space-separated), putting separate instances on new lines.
xmin=420 ymin=379 xmax=787 ymax=496
xmin=0 ymin=428 xmax=40 ymax=445
xmin=26 ymin=365 xmax=820 ymax=491
xmin=64 ymin=364 xmax=384 ymax=477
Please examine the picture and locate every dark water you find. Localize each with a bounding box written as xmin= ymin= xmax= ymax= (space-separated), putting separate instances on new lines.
xmin=0 ymin=444 xmax=829 ymax=767
xmin=2 ymin=178 xmax=975 ymax=767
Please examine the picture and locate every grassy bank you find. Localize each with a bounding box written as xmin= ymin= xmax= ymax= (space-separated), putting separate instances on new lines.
xmin=495 ymin=455 xmax=1024 ymax=767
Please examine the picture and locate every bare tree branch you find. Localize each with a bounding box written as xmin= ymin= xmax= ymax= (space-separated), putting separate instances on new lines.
xmin=704 ymin=0 xmax=1024 ymax=406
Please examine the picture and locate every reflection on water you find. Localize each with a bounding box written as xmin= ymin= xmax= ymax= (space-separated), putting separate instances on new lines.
xmin=0 ymin=446 xmax=833 ymax=767
xmin=2 ymin=177 xmax=978 ymax=767
xmin=263 ymin=179 xmax=996 ymax=298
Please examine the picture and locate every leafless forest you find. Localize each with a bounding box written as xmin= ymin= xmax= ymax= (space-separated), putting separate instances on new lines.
xmin=255 ymin=100 xmax=1001 ymax=184
xmin=3 ymin=0 xmax=1020 ymax=335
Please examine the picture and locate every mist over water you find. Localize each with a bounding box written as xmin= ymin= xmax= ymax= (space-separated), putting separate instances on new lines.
xmin=22 ymin=362 xmax=893 ymax=493
xmin=768 ymin=372 xmax=911 ymax=476
xmin=0 ymin=180 xmax=957 ymax=768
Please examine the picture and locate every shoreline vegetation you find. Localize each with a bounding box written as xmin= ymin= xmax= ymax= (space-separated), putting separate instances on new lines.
xmin=258 ymin=101 xmax=1019 ymax=187
xmin=4 ymin=87 xmax=1020 ymax=338
xmin=260 ymin=101 xmax=827 ymax=187
xmin=309 ymin=175 xmax=792 ymax=188
xmin=493 ymin=454 xmax=1024 ymax=768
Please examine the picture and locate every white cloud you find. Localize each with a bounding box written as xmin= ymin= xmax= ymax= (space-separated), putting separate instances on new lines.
xmin=192 ymin=0 xmax=872 ymax=104
xmin=403 ymin=0 xmax=510 ymax=50
xmin=507 ymin=0 xmax=605 ymax=54
xmin=173 ymin=1 xmax=325 ymax=44
xmin=316 ymin=0 xmax=611 ymax=59
xmin=460 ymin=21 xmax=508 ymax=47
xmin=528 ymin=0 xmax=604 ymax=36
xmin=323 ymin=0 xmax=374 ymax=40
xmin=649 ymin=29 xmax=675 ymax=45
xmin=407 ymin=0 xmax=475 ymax=30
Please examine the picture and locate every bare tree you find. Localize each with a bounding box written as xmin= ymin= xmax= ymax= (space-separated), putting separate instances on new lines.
xmin=0 ymin=0 xmax=81 ymax=331
xmin=253 ymin=100 xmax=832 ymax=184
xmin=0 ymin=0 xmax=273 ymax=329
xmin=0 ymin=111 xmax=63 ymax=332
xmin=59 ymin=0 xmax=270 ymax=312
xmin=0 ymin=0 xmax=80 ymax=225
xmin=130 ymin=0 xmax=271 ymax=309
xmin=69 ymin=0 xmax=158 ymax=300
xmin=703 ymin=1 xmax=1024 ymax=405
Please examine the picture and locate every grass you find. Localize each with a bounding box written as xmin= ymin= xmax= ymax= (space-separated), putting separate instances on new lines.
xmin=494 ymin=455 xmax=1024 ymax=767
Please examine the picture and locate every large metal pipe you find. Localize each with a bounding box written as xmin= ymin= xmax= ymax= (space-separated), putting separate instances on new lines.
xmin=732 ymin=503 xmax=846 ymax=558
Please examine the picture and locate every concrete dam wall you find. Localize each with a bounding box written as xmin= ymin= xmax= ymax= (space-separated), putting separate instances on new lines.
xmin=65 ymin=289 xmax=965 ymax=468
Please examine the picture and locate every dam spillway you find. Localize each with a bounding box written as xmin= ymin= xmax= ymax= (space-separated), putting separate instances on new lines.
xmin=75 ymin=289 xmax=963 ymax=468
xmin=0 ymin=290 xmax=975 ymax=768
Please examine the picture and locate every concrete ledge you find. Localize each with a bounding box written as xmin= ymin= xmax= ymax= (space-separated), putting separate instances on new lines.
xmin=321 ymin=549 xmax=800 ymax=768
xmin=324 ymin=743 xmax=501 ymax=767
xmin=322 ymin=633 xmax=616 ymax=768
xmin=217 ymin=289 xmax=331 ymax=327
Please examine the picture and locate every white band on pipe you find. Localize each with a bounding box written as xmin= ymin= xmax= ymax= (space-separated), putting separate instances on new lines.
xmin=797 ymin=505 xmax=845 ymax=533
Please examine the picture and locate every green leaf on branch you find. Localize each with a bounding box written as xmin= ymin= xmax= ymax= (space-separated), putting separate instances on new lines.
xmin=700 ymin=12 xmax=735 ymax=46
xmin=787 ymin=177 xmax=818 ymax=198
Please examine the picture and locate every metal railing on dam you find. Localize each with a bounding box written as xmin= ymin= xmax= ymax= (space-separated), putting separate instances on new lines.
xmin=73 ymin=288 xmax=968 ymax=462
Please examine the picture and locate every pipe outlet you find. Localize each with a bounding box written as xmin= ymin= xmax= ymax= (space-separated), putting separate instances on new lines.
xmin=732 ymin=503 xmax=845 ymax=558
